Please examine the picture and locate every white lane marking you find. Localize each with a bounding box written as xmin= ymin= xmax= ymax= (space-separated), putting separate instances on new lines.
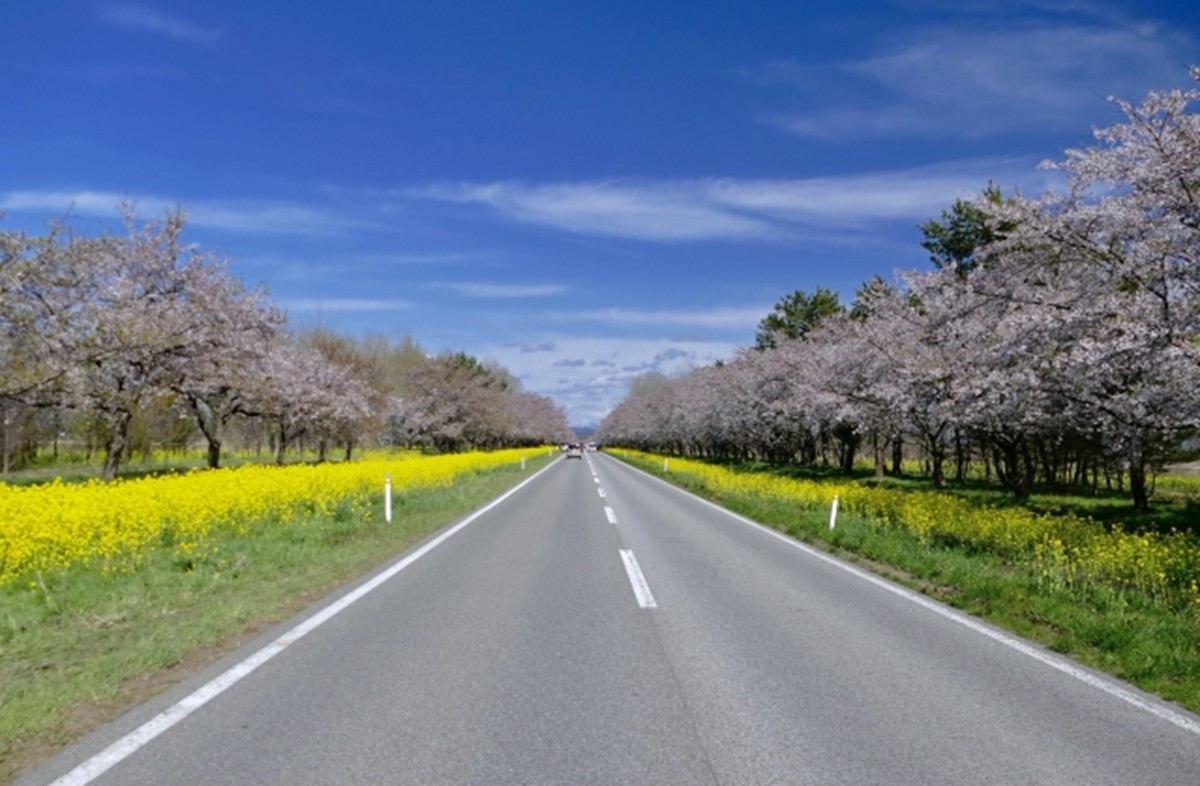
xmin=598 ymin=488 xmax=607 ymax=499
xmin=604 ymin=505 xmax=617 ymax=524
xmin=48 ymin=463 xmax=559 ymax=786
xmin=618 ymin=460 xmax=1200 ymax=737
xmin=594 ymin=477 xmax=600 ymax=484
xmin=619 ymin=549 xmax=657 ymax=609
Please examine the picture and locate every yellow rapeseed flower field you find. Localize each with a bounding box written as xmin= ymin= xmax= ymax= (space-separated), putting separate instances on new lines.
xmin=635 ymin=451 xmax=1200 ymax=608
xmin=0 ymin=449 xmax=535 ymax=585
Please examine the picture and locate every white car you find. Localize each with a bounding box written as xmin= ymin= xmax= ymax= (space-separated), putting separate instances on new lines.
xmin=565 ymin=443 xmax=584 ymax=459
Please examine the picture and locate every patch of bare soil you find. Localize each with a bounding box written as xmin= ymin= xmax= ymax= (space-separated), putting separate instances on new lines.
xmin=841 ymin=549 xmax=962 ymax=601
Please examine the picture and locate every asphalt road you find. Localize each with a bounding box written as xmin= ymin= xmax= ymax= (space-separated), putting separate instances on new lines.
xmin=21 ymin=452 xmax=1200 ymax=785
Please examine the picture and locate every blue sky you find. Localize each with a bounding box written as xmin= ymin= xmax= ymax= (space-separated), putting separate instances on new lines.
xmin=3 ymin=1 xmax=1198 ymax=427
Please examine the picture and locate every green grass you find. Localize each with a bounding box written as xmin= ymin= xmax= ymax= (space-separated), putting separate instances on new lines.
xmin=0 ymin=455 xmax=552 ymax=783
xmin=620 ymin=453 xmax=1200 ymax=716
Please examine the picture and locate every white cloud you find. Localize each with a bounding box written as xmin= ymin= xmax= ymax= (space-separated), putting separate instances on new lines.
xmin=518 ymin=342 xmax=556 ymax=353
xmin=704 ymin=166 xmax=1029 ymax=225
xmin=564 ymin=305 xmax=769 ymax=331
xmin=98 ymin=4 xmax=224 ymax=46
xmin=0 ymin=190 xmax=364 ymax=236
xmin=760 ymin=15 xmax=1193 ymax=140
xmin=476 ymin=334 xmax=741 ymax=427
xmin=408 ymin=160 xmax=1056 ymax=243
xmin=428 ymin=281 xmax=569 ymax=298
xmin=411 ymin=181 xmax=774 ymax=242
xmin=187 ymin=202 xmax=368 ymax=236
xmin=280 ymin=298 xmax=413 ymax=313
xmin=361 ymin=252 xmax=481 ymax=265
xmin=1 ymin=190 xmax=127 ymax=216
xmin=4 ymin=158 xmax=1057 ymax=249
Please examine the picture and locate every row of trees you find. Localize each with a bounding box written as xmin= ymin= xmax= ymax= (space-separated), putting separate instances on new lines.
xmin=598 ymin=68 xmax=1200 ymax=510
xmin=1 ymin=206 xmax=571 ymax=479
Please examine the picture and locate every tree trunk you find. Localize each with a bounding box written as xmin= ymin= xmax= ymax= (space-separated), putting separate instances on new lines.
xmin=101 ymin=410 xmax=134 ymax=481
xmin=992 ymin=437 xmax=1027 ymax=499
xmin=275 ymin=421 xmax=288 ymax=465
xmin=953 ymin=428 xmax=967 ymax=482
xmin=872 ymin=431 xmax=885 ymax=479
xmin=189 ymin=397 xmax=223 ymax=469
xmin=1 ymin=405 xmax=9 ymax=475
xmin=1021 ymin=441 xmax=1037 ymax=497
xmin=920 ymin=423 xmax=948 ymax=488
xmin=837 ymin=425 xmax=858 ymax=475
xmin=930 ymin=451 xmax=946 ymax=488
xmin=1128 ymin=436 xmax=1149 ymax=511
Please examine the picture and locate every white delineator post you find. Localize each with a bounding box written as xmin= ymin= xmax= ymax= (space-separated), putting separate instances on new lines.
xmin=385 ymin=473 xmax=393 ymax=523
xmin=829 ymin=494 xmax=839 ymax=530
xmin=663 ymin=458 xmax=670 ymax=472
xmin=521 ymin=455 xmax=526 ymax=470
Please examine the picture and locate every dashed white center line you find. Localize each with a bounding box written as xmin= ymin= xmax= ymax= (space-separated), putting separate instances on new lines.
xmin=619 ymin=549 xmax=657 ymax=609
xmin=603 ymin=505 xmax=617 ymax=524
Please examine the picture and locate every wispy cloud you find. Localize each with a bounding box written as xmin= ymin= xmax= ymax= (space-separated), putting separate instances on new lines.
xmin=98 ymin=4 xmax=224 ymax=46
xmin=280 ymin=298 xmax=413 ymax=313
xmin=187 ymin=202 xmax=367 ymax=236
xmin=360 ymin=251 xmax=482 ymax=266
xmin=564 ymin=306 xmax=769 ymax=330
xmin=1 ymin=190 xmax=130 ymax=217
xmin=408 ymin=160 xmax=1055 ymax=243
xmin=0 ymin=190 xmax=365 ymax=236
xmin=754 ymin=11 xmax=1193 ymax=140
xmin=410 ymin=181 xmax=773 ymax=242
xmin=428 ymin=281 xmax=570 ymax=298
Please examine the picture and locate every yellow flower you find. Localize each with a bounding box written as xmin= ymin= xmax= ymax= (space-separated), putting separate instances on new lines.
xmin=0 ymin=448 xmax=535 ymax=585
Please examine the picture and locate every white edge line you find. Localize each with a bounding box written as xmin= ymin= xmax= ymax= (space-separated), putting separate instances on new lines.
xmin=619 ymin=549 xmax=657 ymax=609
xmin=49 ymin=461 xmax=558 ymax=786
xmin=605 ymin=454 xmax=1200 ymax=737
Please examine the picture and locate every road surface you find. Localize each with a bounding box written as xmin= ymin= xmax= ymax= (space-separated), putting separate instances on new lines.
xmin=21 ymin=452 xmax=1200 ymax=785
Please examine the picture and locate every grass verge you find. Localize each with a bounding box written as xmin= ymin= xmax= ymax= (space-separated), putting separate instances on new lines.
xmin=618 ymin=453 xmax=1200 ymax=716
xmin=1 ymin=455 xmax=553 ymax=783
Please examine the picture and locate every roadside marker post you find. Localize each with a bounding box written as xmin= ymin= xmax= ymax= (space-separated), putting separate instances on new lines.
xmin=829 ymin=494 xmax=839 ymax=530
xmin=385 ymin=474 xmax=393 ymax=523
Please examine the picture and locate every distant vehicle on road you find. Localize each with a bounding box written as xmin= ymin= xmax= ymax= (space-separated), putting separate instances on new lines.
xmin=564 ymin=443 xmax=584 ymax=459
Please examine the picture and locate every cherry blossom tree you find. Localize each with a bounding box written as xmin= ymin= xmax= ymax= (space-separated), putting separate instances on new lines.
xmin=168 ymin=258 xmax=285 ymax=468
xmin=50 ymin=206 xmax=274 ymax=479
xmin=0 ymin=222 xmax=96 ymax=408
xmin=973 ymin=67 xmax=1200 ymax=508
xmin=386 ymin=350 xmax=568 ymax=452
xmin=599 ymin=68 xmax=1200 ymax=510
